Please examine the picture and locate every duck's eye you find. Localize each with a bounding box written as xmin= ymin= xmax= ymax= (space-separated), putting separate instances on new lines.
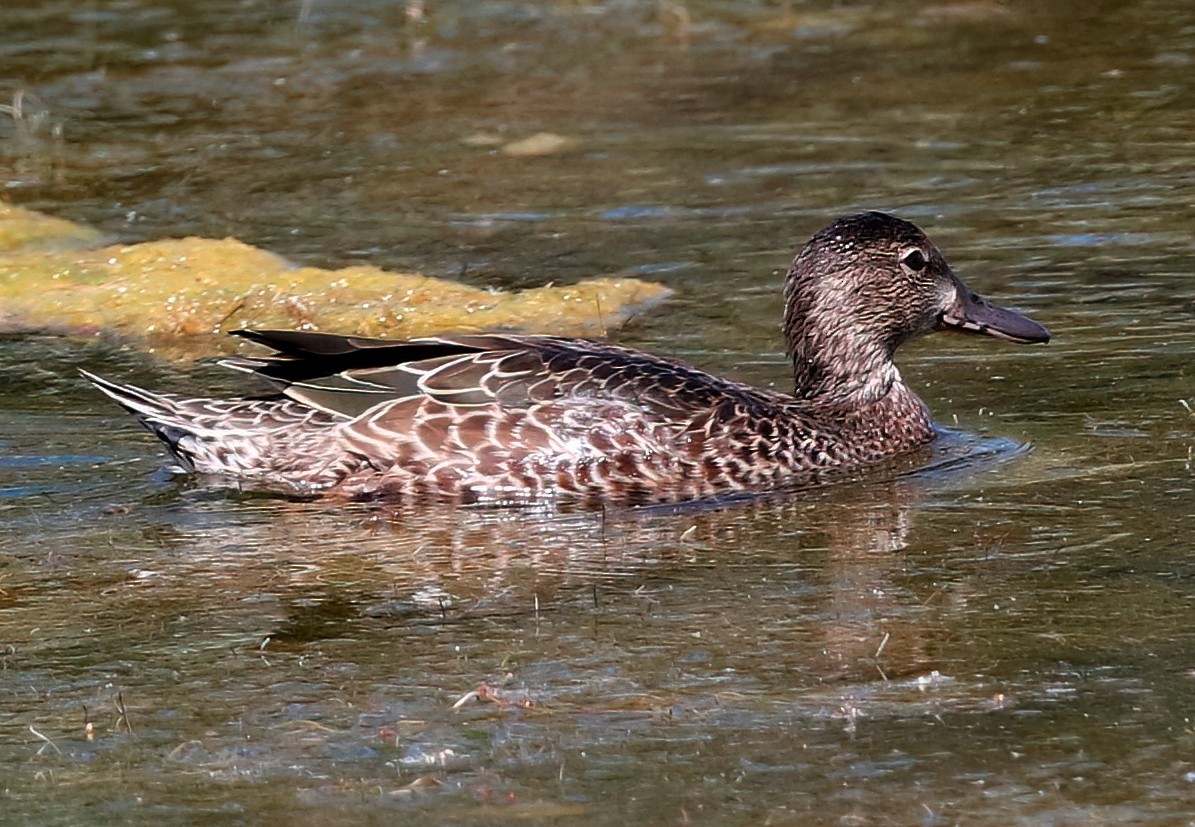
xmin=900 ymin=249 xmax=928 ymax=272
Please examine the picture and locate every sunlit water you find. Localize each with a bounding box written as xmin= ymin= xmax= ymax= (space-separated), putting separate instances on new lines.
xmin=3 ymin=1 xmax=1195 ymax=824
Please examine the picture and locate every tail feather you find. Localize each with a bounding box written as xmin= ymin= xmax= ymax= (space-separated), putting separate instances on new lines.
xmin=80 ymin=369 xmax=351 ymax=489
xmin=79 ymin=369 xmax=199 ymax=470
xmin=80 ymin=369 xmax=180 ymax=420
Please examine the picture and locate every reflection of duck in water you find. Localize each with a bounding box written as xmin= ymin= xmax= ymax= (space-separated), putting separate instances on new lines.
xmin=84 ymin=212 xmax=1048 ymax=504
xmin=146 ymin=472 xmax=985 ymax=684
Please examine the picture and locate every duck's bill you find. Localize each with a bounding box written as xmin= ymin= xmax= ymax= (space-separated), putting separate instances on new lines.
xmin=939 ymin=285 xmax=1050 ymax=344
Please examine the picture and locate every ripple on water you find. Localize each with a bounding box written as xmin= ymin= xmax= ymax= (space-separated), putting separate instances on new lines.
xmin=3 ymin=0 xmax=1195 ymax=823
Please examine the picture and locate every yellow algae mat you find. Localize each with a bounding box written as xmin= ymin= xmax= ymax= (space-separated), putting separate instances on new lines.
xmin=0 ymin=204 xmax=669 ymax=355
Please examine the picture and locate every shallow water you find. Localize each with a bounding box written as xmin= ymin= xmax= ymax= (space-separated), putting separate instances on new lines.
xmin=3 ymin=1 xmax=1195 ymax=824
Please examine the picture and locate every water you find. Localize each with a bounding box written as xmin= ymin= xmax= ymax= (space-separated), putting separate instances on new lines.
xmin=3 ymin=1 xmax=1195 ymax=823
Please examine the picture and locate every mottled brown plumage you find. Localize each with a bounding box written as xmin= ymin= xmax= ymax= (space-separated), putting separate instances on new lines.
xmin=83 ymin=212 xmax=1049 ymax=504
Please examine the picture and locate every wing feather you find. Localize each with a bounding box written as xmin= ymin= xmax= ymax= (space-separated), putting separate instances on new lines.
xmin=223 ymin=328 xmax=764 ymax=429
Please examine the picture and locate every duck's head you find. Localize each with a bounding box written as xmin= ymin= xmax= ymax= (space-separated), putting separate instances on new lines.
xmin=783 ymin=211 xmax=1049 ymax=403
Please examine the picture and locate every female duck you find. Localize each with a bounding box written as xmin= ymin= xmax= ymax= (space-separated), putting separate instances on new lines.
xmin=84 ymin=212 xmax=1049 ymax=504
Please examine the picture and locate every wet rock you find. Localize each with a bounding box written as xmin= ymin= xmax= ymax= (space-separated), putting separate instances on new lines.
xmin=501 ymin=132 xmax=575 ymax=157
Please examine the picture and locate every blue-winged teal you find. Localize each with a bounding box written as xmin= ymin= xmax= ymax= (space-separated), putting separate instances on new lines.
xmin=83 ymin=212 xmax=1049 ymax=504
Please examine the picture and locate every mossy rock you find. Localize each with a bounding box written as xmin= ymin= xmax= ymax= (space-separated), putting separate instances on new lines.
xmin=0 ymin=205 xmax=670 ymax=357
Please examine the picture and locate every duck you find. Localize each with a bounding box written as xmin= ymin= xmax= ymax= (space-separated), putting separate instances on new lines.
xmin=82 ymin=212 xmax=1049 ymax=505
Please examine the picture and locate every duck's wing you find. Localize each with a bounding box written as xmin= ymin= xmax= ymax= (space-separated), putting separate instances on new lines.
xmin=222 ymin=329 xmax=739 ymax=423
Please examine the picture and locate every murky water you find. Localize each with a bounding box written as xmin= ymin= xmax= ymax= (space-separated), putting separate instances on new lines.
xmin=3 ymin=0 xmax=1195 ymax=823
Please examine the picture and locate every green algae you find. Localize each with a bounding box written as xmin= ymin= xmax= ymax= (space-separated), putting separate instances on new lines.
xmin=0 ymin=204 xmax=669 ymax=355
xmin=0 ymin=202 xmax=102 ymax=252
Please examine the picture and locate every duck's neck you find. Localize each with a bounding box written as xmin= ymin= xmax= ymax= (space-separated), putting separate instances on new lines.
xmin=788 ymin=338 xmax=899 ymax=406
xmin=785 ymin=331 xmax=936 ymax=457
xmin=783 ymin=309 xmax=902 ymax=408
xmin=781 ymin=258 xmax=914 ymax=407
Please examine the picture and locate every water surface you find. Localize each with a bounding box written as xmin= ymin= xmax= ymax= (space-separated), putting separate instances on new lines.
xmin=2 ymin=1 xmax=1195 ymax=824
